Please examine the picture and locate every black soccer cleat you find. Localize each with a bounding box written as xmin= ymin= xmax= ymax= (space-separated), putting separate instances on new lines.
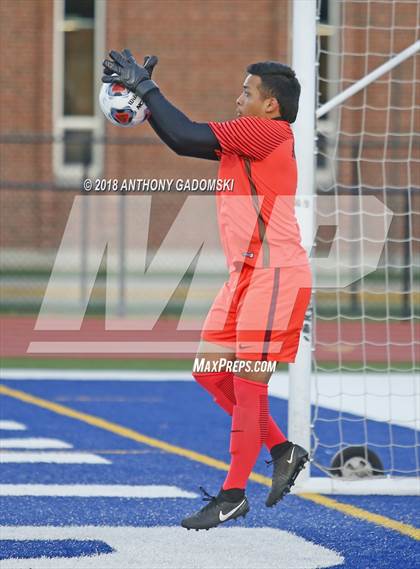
xmin=265 ymin=442 xmax=309 ymax=507
xmin=181 ymin=487 xmax=249 ymax=531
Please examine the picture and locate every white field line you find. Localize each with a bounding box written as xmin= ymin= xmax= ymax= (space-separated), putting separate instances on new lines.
xmin=0 ymin=438 xmax=73 ymax=449
xmin=1 ymin=370 xmax=418 ymax=428
xmin=0 ymin=452 xmax=111 ymax=464
xmin=268 ymin=373 xmax=420 ymax=430
xmin=0 ymin=484 xmax=198 ymax=498
xmin=0 ymin=526 xmax=344 ymax=569
xmin=0 ymin=420 xmax=27 ymax=430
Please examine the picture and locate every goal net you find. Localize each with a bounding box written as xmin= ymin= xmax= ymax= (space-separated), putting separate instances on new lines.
xmin=294 ymin=0 xmax=419 ymax=494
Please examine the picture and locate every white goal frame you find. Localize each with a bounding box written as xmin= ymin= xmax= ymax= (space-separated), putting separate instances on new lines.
xmin=289 ymin=0 xmax=420 ymax=495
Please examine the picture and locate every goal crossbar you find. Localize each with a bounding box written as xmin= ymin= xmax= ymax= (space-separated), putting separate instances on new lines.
xmin=317 ymin=40 xmax=420 ymax=118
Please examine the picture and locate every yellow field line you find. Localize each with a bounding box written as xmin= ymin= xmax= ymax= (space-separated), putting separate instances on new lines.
xmin=302 ymin=493 xmax=420 ymax=540
xmin=1 ymin=383 xmax=419 ymax=541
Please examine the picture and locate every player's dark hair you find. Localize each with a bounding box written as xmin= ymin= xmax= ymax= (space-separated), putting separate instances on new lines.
xmin=246 ymin=61 xmax=301 ymax=123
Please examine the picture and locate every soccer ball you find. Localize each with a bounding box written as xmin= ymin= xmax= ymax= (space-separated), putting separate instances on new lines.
xmin=99 ymin=78 xmax=150 ymax=127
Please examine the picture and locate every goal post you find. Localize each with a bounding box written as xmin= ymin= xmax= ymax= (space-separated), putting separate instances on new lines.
xmin=289 ymin=0 xmax=420 ymax=495
xmin=288 ymin=0 xmax=317 ymax=484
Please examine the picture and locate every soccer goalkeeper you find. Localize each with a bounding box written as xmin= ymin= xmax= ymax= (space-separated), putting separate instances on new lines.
xmin=102 ymin=49 xmax=312 ymax=531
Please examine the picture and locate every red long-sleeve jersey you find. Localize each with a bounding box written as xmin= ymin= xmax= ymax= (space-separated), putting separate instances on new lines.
xmin=208 ymin=116 xmax=308 ymax=271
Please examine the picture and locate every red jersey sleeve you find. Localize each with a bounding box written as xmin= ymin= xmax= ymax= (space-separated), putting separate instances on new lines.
xmin=208 ymin=116 xmax=292 ymax=161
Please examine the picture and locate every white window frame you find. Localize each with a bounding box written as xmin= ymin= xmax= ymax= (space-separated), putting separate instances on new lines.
xmin=316 ymin=0 xmax=340 ymax=188
xmin=53 ymin=0 xmax=105 ymax=185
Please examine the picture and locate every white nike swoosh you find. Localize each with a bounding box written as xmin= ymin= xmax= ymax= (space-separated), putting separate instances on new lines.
xmin=286 ymin=447 xmax=295 ymax=464
xmin=219 ymin=499 xmax=246 ymax=522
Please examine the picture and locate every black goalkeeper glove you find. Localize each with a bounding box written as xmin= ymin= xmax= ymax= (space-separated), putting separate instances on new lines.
xmin=102 ymin=48 xmax=158 ymax=98
xmin=143 ymin=54 xmax=158 ymax=78
xmin=102 ymin=49 xmax=158 ymax=78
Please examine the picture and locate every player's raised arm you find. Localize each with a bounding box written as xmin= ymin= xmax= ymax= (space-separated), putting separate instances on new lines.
xmin=102 ymin=49 xmax=220 ymax=161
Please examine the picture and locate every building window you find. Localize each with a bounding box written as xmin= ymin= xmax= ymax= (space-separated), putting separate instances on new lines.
xmin=64 ymin=0 xmax=95 ymax=116
xmin=317 ymin=0 xmax=339 ymax=188
xmin=53 ymin=0 xmax=105 ymax=184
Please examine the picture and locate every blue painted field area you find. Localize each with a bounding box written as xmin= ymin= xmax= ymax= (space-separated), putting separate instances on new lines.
xmin=0 ymin=377 xmax=419 ymax=569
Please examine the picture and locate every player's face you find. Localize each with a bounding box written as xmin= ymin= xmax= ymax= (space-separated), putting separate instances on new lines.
xmin=236 ymin=74 xmax=278 ymax=118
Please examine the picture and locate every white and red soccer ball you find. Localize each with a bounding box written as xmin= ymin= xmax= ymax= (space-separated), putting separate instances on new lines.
xmin=99 ymin=79 xmax=150 ymax=127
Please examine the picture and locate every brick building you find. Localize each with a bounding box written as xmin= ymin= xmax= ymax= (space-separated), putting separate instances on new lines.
xmin=0 ymin=0 xmax=418 ymax=278
xmin=0 ymin=0 xmax=291 ymax=252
